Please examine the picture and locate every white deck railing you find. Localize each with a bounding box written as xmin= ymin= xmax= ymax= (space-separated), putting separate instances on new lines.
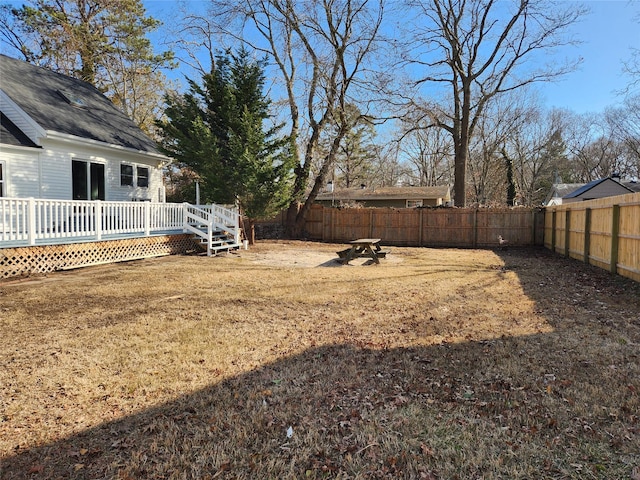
xmin=0 ymin=197 xmax=240 ymax=248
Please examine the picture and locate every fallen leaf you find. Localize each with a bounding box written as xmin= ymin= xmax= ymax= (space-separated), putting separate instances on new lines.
xmin=28 ymin=464 xmax=44 ymax=474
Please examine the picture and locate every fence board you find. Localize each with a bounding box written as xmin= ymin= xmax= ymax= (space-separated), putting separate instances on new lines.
xmin=299 ymin=205 xmax=544 ymax=248
xmin=544 ymin=192 xmax=640 ymax=283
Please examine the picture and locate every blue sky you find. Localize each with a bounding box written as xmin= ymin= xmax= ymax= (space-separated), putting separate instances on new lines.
xmin=143 ymin=0 xmax=638 ymax=115
xmin=537 ymin=0 xmax=639 ymax=113
xmin=2 ymin=0 xmax=637 ymax=114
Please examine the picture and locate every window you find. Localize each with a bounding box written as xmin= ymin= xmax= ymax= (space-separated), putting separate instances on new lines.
xmin=72 ymin=160 xmax=105 ymax=200
xmin=407 ymin=200 xmax=423 ymax=208
xmin=0 ymin=162 xmax=4 ymax=197
xmin=57 ymin=89 xmax=87 ymax=108
xmin=137 ymin=166 xmax=149 ymax=188
xmin=120 ymin=164 xmax=134 ymax=186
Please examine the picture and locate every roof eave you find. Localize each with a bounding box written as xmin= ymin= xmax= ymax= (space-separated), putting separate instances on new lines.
xmin=44 ymin=130 xmax=172 ymax=166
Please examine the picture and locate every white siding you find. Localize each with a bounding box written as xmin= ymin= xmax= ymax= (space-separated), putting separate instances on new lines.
xmin=0 ymin=147 xmax=41 ymax=197
xmin=38 ymin=147 xmax=72 ymax=199
xmin=1 ymin=135 xmax=165 ymax=201
xmin=40 ymin=137 xmax=164 ymax=202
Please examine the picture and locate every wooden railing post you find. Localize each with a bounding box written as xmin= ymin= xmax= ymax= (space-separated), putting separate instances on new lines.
xmin=182 ymin=202 xmax=189 ymax=233
xmin=95 ymin=201 xmax=102 ymax=241
xmin=144 ymin=201 xmax=151 ymax=236
xmin=611 ymin=204 xmax=620 ymax=274
xmin=27 ymin=197 xmax=36 ymax=245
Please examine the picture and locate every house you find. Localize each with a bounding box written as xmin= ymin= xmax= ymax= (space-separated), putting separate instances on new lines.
xmin=0 ymin=54 xmax=170 ymax=202
xmin=544 ymin=183 xmax=586 ymax=206
xmin=561 ymin=177 xmax=634 ymax=204
xmin=545 ymin=177 xmax=639 ymax=206
xmin=1 ymin=55 xmax=241 ymax=278
xmin=314 ymin=185 xmax=451 ymax=208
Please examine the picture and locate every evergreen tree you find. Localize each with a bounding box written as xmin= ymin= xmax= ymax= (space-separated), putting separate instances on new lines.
xmin=157 ymin=49 xmax=294 ymax=240
xmin=331 ymin=104 xmax=377 ymax=188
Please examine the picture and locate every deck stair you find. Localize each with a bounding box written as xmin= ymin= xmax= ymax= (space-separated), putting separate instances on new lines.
xmin=183 ymin=204 xmax=241 ymax=256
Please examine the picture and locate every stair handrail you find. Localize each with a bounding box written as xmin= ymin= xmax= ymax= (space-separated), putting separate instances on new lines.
xmin=183 ymin=203 xmax=241 ymax=255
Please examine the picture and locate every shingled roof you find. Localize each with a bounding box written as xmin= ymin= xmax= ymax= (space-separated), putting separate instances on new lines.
xmin=0 ymin=54 xmax=159 ymax=153
xmin=564 ymin=178 xmax=633 ymax=199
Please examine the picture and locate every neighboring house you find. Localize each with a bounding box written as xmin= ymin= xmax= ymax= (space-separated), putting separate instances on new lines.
xmin=0 ymin=54 xmax=170 ymax=202
xmin=315 ymin=186 xmax=451 ymax=208
xmin=624 ymin=180 xmax=640 ymax=193
xmin=561 ymin=177 xmax=634 ymax=204
xmin=544 ymin=183 xmax=586 ymax=206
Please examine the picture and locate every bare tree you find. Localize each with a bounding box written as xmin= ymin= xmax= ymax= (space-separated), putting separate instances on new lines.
xmin=502 ymin=106 xmax=570 ymax=205
xmin=622 ymin=9 xmax=640 ymax=95
xmin=399 ymin=118 xmax=453 ymax=187
xmin=198 ymin=0 xmax=385 ymax=235
xmin=405 ymin=0 xmax=586 ymax=206
xmin=606 ymin=96 xmax=640 ymax=180
xmin=467 ymin=95 xmax=532 ymax=205
xmin=564 ymin=113 xmax=627 ymax=182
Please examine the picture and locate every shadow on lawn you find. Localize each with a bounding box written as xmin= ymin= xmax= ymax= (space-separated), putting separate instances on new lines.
xmin=3 ymin=249 xmax=640 ymax=479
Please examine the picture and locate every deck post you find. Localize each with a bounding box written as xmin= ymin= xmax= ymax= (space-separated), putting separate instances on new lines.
xmin=182 ymin=202 xmax=189 ymax=233
xmin=144 ymin=201 xmax=151 ymax=236
xmin=95 ymin=201 xmax=102 ymax=241
xmin=28 ymin=197 xmax=36 ymax=245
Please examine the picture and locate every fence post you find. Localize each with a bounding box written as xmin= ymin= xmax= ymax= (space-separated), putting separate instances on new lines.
xmin=369 ymin=209 xmax=374 ymax=238
xmin=583 ymin=208 xmax=591 ymax=265
xmin=551 ymin=210 xmax=557 ymax=253
xmin=27 ymin=197 xmax=36 ymax=245
xmin=610 ymin=204 xmax=620 ymax=274
xmin=473 ymin=208 xmax=478 ymax=248
xmin=564 ymin=209 xmax=571 ymax=257
xmin=95 ymin=201 xmax=102 ymax=241
xmin=419 ymin=208 xmax=424 ymax=247
xmin=330 ymin=207 xmax=335 ymax=242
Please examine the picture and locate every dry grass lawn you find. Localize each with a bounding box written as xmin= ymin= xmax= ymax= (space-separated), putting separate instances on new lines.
xmin=1 ymin=240 xmax=639 ymax=479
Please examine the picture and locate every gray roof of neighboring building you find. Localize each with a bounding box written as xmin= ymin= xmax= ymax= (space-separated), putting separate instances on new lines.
xmin=563 ymin=177 xmax=633 ymax=198
xmin=316 ymin=186 xmax=451 ymax=201
xmin=549 ymin=183 xmax=585 ymax=199
xmin=0 ymin=112 xmax=39 ymax=148
xmin=624 ymin=181 xmax=640 ymax=192
xmin=0 ymin=54 xmax=159 ymax=153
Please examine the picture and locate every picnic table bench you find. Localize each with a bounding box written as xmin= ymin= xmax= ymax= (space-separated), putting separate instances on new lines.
xmin=336 ymin=238 xmax=389 ymax=264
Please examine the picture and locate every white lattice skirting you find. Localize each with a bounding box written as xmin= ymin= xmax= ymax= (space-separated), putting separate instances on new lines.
xmin=0 ymin=234 xmax=202 ymax=279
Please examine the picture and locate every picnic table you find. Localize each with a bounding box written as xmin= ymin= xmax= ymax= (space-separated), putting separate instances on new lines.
xmin=336 ymin=238 xmax=388 ymax=265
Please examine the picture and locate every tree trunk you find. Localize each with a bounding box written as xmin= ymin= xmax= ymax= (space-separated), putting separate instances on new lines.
xmin=453 ymin=148 xmax=467 ymax=207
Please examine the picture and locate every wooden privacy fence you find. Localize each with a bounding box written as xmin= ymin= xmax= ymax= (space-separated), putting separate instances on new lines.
xmin=302 ymin=205 xmax=544 ymax=248
xmin=544 ymin=192 xmax=640 ymax=283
